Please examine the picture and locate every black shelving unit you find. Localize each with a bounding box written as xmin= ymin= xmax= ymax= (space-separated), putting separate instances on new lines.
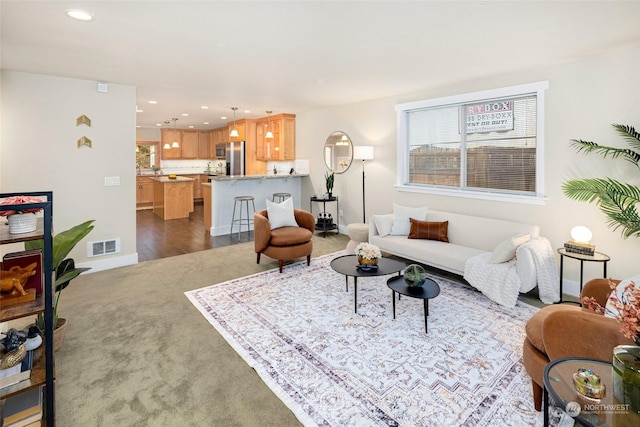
xmin=0 ymin=191 xmax=54 ymax=426
xmin=310 ymin=195 xmax=339 ymax=237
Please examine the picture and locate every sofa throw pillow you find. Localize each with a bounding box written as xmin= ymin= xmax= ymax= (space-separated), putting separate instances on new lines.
xmin=372 ymin=214 xmax=393 ymax=237
xmin=407 ymin=218 xmax=449 ymax=242
xmin=604 ymin=274 xmax=640 ymax=321
xmin=490 ymin=233 xmax=532 ymax=264
xmin=390 ymin=204 xmax=428 ymax=235
xmin=265 ymin=197 xmax=298 ymax=230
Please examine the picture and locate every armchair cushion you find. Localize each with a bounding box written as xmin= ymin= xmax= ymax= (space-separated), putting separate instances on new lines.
xmin=265 ymin=197 xmax=297 ymax=229
xmin=270 ymin=227 xmax=313 ymax=247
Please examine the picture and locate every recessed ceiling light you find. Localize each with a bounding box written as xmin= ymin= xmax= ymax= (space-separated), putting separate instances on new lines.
xmin=203 ymin=122 xmax=210 ymax=125
xmin=220 ymin=116 xmax=227 ymax=120
xmin=201 ymin=106 xmax=209 ymax=109
xmin=181 ymin=113 xmax=189 ymax=116
xmin=148 ymin=100 xmax=158 ymax=104
xmin=188 ymin=126 xmax=194 ymax=129
xmin=136 ymin=108 xmax=143 ymax=113
xmin=65 ymin=9 xmax=94 ymax=21
xmin=156 ymin=123 xmax=162 ymax=127
xmin=244 ymin=110 xmax=251 ymax=113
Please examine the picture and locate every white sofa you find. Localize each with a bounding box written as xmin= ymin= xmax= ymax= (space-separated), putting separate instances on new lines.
xmin=368 ymin=208 xmax=559 ymax=306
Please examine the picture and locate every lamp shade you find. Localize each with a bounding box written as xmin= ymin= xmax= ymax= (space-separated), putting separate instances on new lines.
xmin=354 ymin=146 xmax=374 ymax=160
xmin=570 ymin=226 xmax=592 ymax=243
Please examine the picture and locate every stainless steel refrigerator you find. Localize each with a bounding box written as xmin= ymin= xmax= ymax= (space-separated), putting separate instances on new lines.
xmin=225 ymin=141 xmax=246 ymax=176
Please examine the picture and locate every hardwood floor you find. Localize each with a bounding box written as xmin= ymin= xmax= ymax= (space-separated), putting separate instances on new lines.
xmin=136 ymin=202 xmax=253 ymax=262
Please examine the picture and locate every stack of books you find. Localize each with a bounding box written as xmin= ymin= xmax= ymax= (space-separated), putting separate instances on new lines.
xmin=1 ymin=386 xmax=42 ymax=426
xmin=564 ymin=240 xmax=596 ymax=256
xmin=0 ymin=349 xmax=33 ymax=389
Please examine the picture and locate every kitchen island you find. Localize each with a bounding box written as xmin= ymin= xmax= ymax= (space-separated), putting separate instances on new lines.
xmin=152 ymin=176 xmax=195 ymax=220
xmin=202 ymin=174 xmax=308 ymax=236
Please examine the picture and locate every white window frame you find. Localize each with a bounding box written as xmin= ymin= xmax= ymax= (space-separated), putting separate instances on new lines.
xmin=395 ymin=81 xmax=549 ymax=205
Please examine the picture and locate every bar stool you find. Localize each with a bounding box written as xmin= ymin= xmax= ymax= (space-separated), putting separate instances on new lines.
xmin=272 ymin=193 xmax=291 ymax=203
xmin=230 ymin=196 xmax=256 ymax=241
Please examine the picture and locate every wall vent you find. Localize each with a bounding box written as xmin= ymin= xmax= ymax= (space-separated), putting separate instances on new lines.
xmin=87 ymin=238 xmax=121 ymax=257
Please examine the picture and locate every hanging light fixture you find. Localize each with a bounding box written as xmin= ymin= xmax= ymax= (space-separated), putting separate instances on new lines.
xmin=163 ymin=120 xmax=171 ymax=149
xmin=171 ymin=118 xmax=179 ymax=148
xmin=229 ymin=107 xmax=239 ymax=139
xmin=265 ymin=111 xmax=274 ymax=139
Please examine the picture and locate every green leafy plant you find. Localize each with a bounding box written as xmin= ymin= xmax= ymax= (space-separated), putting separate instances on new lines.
xmin=25 ymin=220 xmax=95 ymax=329
xmin=325 ymin=171 xmax=335 ymax=194
xmin=562 ymin=124 xmax=640 ymax=239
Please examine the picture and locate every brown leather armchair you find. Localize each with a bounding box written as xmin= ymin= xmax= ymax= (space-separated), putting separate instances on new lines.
xmin=523 ymin=278 xmax=634 ymax=410
xmin=254 ymin=208 xmax=315 ymax=273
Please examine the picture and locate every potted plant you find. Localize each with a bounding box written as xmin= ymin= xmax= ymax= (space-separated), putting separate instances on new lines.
xmin=0 ymin=195 xmax=45 ymax=234
xmin=562 ymin=123 xmax=640 ymax=239
xmin=325 ymin=171 xmax=335 ymax=198
xmin=25 ymin=220 xmax=95 ymax=351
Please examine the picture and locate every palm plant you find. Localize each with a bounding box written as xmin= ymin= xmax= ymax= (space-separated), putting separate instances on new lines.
xmin=25 ymin=220 xmax=95 ymax=328
xmin=562 ymin=124 xmax=640 ymax=239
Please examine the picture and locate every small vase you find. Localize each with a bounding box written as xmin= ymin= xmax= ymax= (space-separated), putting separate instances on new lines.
xmin=7 ymin=212 xmax=37 ymax=234
xmin=612 ymin=345 xmax=640 ymax=414
xmin=357 ymin=256 xmax=378 ymax=266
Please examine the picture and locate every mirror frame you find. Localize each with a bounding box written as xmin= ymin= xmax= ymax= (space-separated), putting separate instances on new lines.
xmin=323 ymin=131 xmax=353 ymax=174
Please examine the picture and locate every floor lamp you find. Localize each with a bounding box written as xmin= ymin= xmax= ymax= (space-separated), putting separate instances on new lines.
xmin=353 ymin=146 xmax=374 ymax=223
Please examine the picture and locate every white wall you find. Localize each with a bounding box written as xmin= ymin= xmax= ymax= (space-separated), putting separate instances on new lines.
xmin=0 ymin=71 xmax=137 ymax=271
xmin=297 ymin=48 xmax=640 ymax=287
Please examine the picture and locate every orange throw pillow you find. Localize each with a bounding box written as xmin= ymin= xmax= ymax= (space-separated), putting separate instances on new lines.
xmin=408 ymin=218 xmax=449 ymax=242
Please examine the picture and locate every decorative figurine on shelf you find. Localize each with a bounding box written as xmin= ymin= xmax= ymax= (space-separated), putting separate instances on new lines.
xmin=0 ymin=263 xmax=37 ymax=296
xmin=1 ymin=328 xmax=26 ymax=352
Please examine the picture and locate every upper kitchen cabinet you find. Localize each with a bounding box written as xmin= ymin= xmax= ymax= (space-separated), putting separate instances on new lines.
xmin=181 ymin=130 xmax=199 ymax=159
xmin=198 ymin=131 xmax=212 ymax=159
xmin=256 ymin=114 xmax=296 ymax=161
xmin=161 ymin=128 xmax=181 ymax=159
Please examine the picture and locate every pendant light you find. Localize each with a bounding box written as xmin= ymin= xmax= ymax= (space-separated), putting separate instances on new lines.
xmin=163 ymin=120 xmax=171 ymax=149
xmin=265 ymin=111 xmax=274 ymax=139
xmin=229 ymin=107 xmax=239 ymax=139
xmin=171 ymin=118 xmax=179 ymax=148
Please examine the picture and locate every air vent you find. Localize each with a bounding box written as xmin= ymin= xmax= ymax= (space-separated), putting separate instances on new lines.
xmin=87 ymin=238 xmax=121 ymax=257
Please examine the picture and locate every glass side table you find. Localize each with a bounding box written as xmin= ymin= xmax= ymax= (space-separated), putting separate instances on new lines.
xmin=543 ymin=357 xmax=640 ymax=427
xmin=557 ymin=248 xmax=610 ymax=304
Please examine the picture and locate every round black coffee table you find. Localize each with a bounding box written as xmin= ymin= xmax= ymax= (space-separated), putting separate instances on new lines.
xmin=330 ymin=255 xmax=406 ymax=313
xmin=386 ymin=275 xmax=440 ymax=333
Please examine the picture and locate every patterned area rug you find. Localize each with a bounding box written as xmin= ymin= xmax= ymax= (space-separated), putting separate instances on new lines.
xmin=186 ymin=251 xmax=563 ymax=426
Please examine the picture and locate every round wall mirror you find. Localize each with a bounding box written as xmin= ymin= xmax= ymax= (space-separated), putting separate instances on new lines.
xmin=323 ymin=131 xmax=353 ymax=174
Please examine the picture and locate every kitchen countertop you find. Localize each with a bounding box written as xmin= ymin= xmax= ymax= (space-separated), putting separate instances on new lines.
xmin=207 ymin=174 xmax=308 ymax=181
xmin=151 ymin=176 xmax=195 ymax=183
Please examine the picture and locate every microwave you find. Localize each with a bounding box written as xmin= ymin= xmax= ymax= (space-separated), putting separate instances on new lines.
xmin=215 ymin=143 xmax=226 ymax=158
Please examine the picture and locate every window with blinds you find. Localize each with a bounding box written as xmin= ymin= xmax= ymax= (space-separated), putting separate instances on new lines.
xmin=396 ymin=82 xmax=547 ymax=204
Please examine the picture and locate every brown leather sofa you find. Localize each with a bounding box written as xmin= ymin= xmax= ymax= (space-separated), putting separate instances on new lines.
xmin=523 ymin=278 xmax=633 ymax=410
xmin=254 ymin=208 xmax=315 ymax=273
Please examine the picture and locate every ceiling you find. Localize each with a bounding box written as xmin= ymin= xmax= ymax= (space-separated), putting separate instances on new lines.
xmin=2 ymin=1 xmax=639 ymax=130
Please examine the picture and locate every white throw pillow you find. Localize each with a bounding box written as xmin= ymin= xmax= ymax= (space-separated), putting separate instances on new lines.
xmin=390 ymin=204 xmax=428 ymax=236
xmin=265 ymin=197 xmax=298 ymax=230
xmin=372 ymin=214 xmax=393 ymax=237
xmin=604 ymin=274 xmax=640 ymax=320
xmin=490 ymin=233 xmax=531 ymax=263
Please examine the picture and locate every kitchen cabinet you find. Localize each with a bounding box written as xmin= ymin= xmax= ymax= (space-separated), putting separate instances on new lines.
xmin=198 ymin=131 xmax=212 ymax=159
xmin=161 ymin=129 xmax=181 ymax=159
xmin=152 ymin=177 xmax=194 ymax=220
xmin=256 ymin=113 xmax=296 ymax=161
xmin=183 ymin=174 xmax=205 ymax=200
xmin=136 ymin=177 xmax=154 ymax=208
xmin=181 ymin=130 xmax=199 ymax=159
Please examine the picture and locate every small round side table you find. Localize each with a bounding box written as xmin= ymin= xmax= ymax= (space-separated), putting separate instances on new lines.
xmin=557 ymin=248 xmax=610 ymax=304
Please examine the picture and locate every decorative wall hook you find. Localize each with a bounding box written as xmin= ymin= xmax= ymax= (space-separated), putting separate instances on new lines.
xmin=76 ymin=115 xmax=92 ymax=127
xmin=77 ymin=136 xmax=92 ymax=148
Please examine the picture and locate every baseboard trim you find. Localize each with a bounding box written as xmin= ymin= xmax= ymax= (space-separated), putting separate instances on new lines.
xmin=77 ymin=253 xmax=138 ymax=274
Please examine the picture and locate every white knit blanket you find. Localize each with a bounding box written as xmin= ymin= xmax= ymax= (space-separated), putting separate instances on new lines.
xmin=464 ymin=237 xmax=559 ymax=306
xmin=519 ymin=237 xmax=560 ymax=304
